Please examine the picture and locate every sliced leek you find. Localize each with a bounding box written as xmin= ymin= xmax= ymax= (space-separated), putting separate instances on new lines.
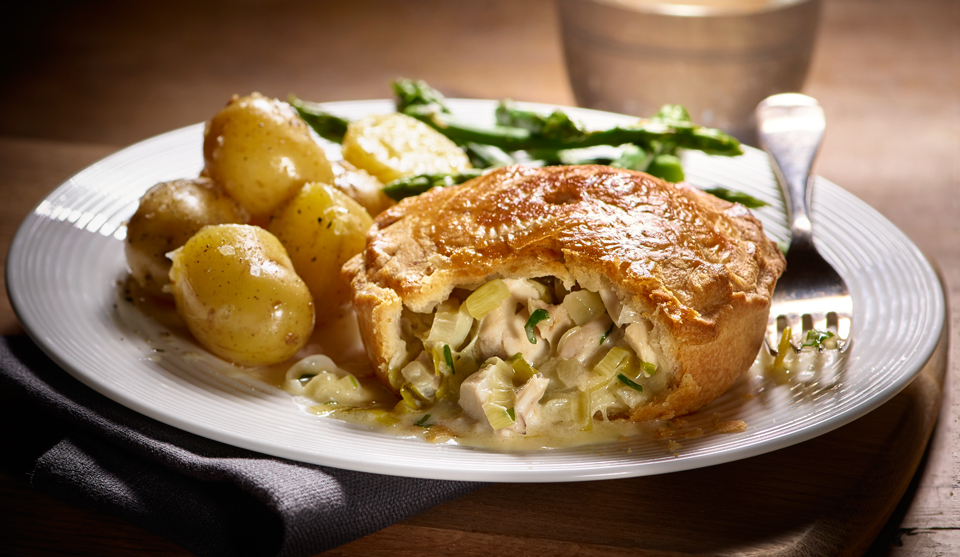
xmin=366 ymin=409 xmax=401 ymax=426
xmin=641 ymin=360 xmax=656 ymax=376
xmin=773 ymin=326 xmax=792 ymax=369
xmin=508 ymin=352 xmax=538 ymax=383
xmin=527 ymin=279 xmax=552 ymax=302
xmin=399 ymin=384 xmax=423 ymax=410
xmin=593 ymin=347 xmax=631 ymax=382
xmin=483 ymin=402 xmax=516 ymax=430
xmin=426 ymin=300 xmax=473 ymax=349
xmin=577 ymin=390 xmax=593 ymax=431
xmin=563 ymin=290 xmax=606 ymax=326
xmin=464 ymin=279 xmax=510 ymax=319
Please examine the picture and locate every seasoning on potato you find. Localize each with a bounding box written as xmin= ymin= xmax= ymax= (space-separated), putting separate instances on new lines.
xmin=203 ymin=93 xmax=335 ymax=220
xmin=167 ymin=224 xmax=315 ymax=366
xmin=342 ymin=112 xmax=471 ymax=184
xmin=267 ymin=182 xmax=373 ymax=320
xmin=125 ymin=178 xmax=248 ymax=297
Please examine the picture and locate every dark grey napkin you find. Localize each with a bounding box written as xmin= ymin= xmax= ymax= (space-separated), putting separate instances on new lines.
xmin=0 ymin=335 xmax=483 ymax=557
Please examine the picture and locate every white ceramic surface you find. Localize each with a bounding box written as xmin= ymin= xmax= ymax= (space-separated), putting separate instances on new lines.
xmin=6 ymin=100 xmax=945 ymax=482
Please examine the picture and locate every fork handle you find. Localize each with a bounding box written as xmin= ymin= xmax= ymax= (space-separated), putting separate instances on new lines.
xmin=756 ymin=94 xmax=826 ymax=250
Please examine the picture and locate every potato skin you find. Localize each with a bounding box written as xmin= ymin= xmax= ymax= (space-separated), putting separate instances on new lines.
xmin=342 ymin=112 xmax=471 ymax=184
xmin=125 ymin=178 xmax=248 ymax=297
xmin=203 ymin=93 xmax=334 ymax=220
xmin=330 ymin=160 xmax=394 ymax=217
xmin=168 ymin=224 xmax=315 ymax=366
xmin=268 ymin=182 xmax=373 ymax=320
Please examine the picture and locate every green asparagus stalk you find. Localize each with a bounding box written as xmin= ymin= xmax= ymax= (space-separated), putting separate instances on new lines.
xmin=463 ymin=142 xmax=516 ymax=168
xmin=291 ymin=80 xmax=751 ymax=201
xmin=495 ymin=100 xmax=586 ymax=142
xmin=702 ymin=186 xmax=769 ymax=208
xmin=288 ymin=95 xmax=350 ymax=143
xmin=393 ymin=78 xmax=452 ymax=114
xmin=394 ymin=78 xmax=741 ymax=156
xmin=382 ymin=169 xmax=484 ymax=201
xmin=401 ymin=103 xmax=742 ymax=156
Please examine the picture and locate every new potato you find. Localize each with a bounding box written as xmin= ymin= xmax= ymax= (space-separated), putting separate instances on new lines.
xmin=203 ymin=93 xmax=335 ymax=220
xmin=342 ymin=112 xmax=471 ymax=184
xmin=125 ymin=178 xmax=248 ymax=297
xmin=268 ymin=182 xmax=373 ymax=319
xmin=168 ymin=224 xmax=315 ymax=366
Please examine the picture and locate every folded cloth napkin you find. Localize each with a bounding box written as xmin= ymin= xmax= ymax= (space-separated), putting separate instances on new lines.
xmin=0 ymin=335 xmax=484 ymax=557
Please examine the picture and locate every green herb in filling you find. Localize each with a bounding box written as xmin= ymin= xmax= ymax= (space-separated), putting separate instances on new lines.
xmin=617 ymin=374 xmax=644 ymax=392
xmin=414 ymin=414 xmax=434 ymax=428
xmin=524 ymin=308 xmax=550 ymax=344
xmin=443 ymin=344 xmax=456 ymax=374
xmin=599 ymin=323 xmax=615 ymax=346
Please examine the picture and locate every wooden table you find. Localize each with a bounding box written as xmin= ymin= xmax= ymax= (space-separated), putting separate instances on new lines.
xmin=1 ymin=0 xmax=957 ymax=554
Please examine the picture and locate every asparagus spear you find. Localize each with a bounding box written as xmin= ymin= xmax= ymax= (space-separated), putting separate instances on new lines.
xmin=382 ymin=169 xmax=483 ymax=201
xmin=393 ymin=78 xmax=452 ymax=114
xmin=702 ymin=186 xmax=769 ymax=208
xmin=402 ymin=103 xmax=742 ymax=156
xmin=291 ymin=79 xmax=748 ymax=200
xmin=463 ymin=142 xmax=516 ymax=168
xmin=394 ymin=78 xmax=741 ymax=156
xmin=288 ymin=95 xmax=350 ymax=143
xmin=495 ymin=100 xmax=586 ymax=142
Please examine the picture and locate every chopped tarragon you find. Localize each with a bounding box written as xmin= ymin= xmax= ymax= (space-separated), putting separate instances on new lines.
xmin=524 ymin=308 xmax=550 ymax=344
xmin=617 ymin=374 xmax=644 ymax=392
xmin=599 ymin=323 xmax=615 ymax=346
xmin=414 ymin=414 xmax=434 ymax=428
xmin=443 ymin=344 xmax=456 ymax=374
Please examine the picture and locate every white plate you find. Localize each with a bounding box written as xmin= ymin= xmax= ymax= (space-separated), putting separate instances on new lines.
xmin=7 ymin=100 xmax=945 ymax=482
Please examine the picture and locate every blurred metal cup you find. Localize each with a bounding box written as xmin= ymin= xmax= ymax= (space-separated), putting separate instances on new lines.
xmin=557 ymin=0 xmax=822 ymax=143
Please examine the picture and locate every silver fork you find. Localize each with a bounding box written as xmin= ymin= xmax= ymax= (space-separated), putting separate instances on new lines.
xmin=756 ymin=93 xmax=852 ymax=354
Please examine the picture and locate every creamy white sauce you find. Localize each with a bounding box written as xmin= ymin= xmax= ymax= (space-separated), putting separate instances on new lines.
xmin=117 ymin=276 xmax=845 ymax=452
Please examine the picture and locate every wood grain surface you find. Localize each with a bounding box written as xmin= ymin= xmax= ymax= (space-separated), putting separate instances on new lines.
xmin=1 ymin=0 xmax=957 ymax=555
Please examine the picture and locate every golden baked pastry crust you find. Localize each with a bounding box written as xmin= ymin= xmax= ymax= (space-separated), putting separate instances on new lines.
xmin=344 ymin=164 xmax=785 ymax=419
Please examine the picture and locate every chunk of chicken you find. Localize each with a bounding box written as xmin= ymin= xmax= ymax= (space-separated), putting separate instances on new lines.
xmin=506 ymin=374 xmax=550 ymax=434
xmin=600 ymin=287 xmax=638 ymax=326
xmin=458 ymin=360 xmax=507 ymax=423
xmin=477 ymin=279 xmax=548 ymax=365
xmin=557 ymin=315 xmax=614 ymax=364
xmin=528 ymin=299 xmax=573 ymax=348
xmin=401 ymin=353 xmax=441 ymax=399
xmin=624 ymin=321 xmax=659 ymax=369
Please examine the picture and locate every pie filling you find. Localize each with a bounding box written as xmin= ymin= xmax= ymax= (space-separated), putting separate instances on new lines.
xmin=391 ymin=277 xmax=672 ymax=435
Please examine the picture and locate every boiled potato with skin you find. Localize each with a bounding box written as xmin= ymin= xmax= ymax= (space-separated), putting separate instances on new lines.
xmin=203 ymin=93 xmax=335 ymax=220
xmin=330 ymin=160 xmax=394 ymax=217
xmin=342 ymin=112 xmax=471 ymax=184
xmin=125 ymin=178 xmax=248 ymax=297
xmin=168 ymin=224 xmax=315 ymax=366
xmin=268 ymin=182 xmax=373 ymax=320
